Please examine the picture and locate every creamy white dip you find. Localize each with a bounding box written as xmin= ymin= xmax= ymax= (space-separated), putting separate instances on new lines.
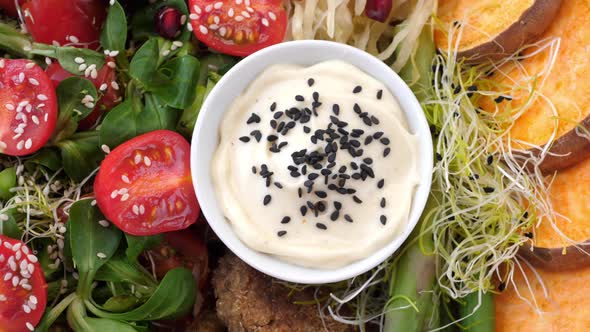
xmin=212 ymin=60 xmax=420 ymax=269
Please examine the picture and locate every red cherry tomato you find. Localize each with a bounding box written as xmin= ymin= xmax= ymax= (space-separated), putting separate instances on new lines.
xmin=0 ymin=0 xmax=24 ymax=17
xmin=188 ymin=0 xmax=287 ymax=56
xmin=45 ymin=59 xmax=120 ymax=129
xmin=94 ymin=130 xmax=200 ymax=236
xmin=21 ymin=0 xmax=106 ymax=49
xmin=0 ymin=59 xmax=58 ymax=156
xmin=0 ymin=235 xmax=48 ymax=332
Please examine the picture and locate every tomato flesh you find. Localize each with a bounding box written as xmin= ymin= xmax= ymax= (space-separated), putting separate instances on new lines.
xmin=21 ymin=0 xmax=106 ymax=49
xmin=45 ymin=59 xmax=120 ymax=129
xmin=0 ymin=59 xmax=58 ymax=156
xmin=0 ymin=235 xmax=47 ymax=332
xmin=189 ymin=0 xmax=287 ymax=56
xmin=94 ymin=130 xmax=200 ymax=236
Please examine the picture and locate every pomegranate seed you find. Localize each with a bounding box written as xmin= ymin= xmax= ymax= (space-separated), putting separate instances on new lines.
xmin=155 ymin=6 xmax=182 ymax=40
xmin=365 ymin=0 xmax=393 ymax=23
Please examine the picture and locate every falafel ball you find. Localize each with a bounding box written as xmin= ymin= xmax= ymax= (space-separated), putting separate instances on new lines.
xmin=212 ymin=254 xmax=355 ymax=332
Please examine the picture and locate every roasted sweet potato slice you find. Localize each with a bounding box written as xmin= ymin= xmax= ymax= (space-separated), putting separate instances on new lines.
xmin=435 ymin=0 xmax=561 ymax=63
xmin=495 ymin=263 xmax=590 ymax=332
xmin=480 ymin=0 xmax=590 ymax=174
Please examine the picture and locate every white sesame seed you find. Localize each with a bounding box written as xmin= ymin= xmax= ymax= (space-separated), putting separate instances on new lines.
xmin=9 ymin=261 xmax=16 ymax=272
xmin=25 ymin=104 xmax=32 ymax=113
xmin=118 ymin=188 xmax=129 ymax=195
xmin=199 ymin=25 xmax=208 ymax=34
xmin=25 ymin=63 xmax=35 ymax=70
xmin=69 ymin=35 xmax=79 ymax=43
xmin=268 ymin=12 xmax=277 ymax=20
xmin=144 ymin=156 xmax=151 ymax=166
xmin=45 ymin=57 xmax=52 ymax=65
xmin=44 ymin=113 xmax=48 ymax=122
xmin=134 ymin=154 xmax=142 ymax=164
xmin=173 ymin=41 xmax=183 ymax=47
xmin=101 ymin=144 xmax=110 ymax=154
xmin=111 ymin=81 xmax=119 ymax=90
xmin=16 ymin=140 xmax=24 ymax=150
xmin=24 ymin=138 xmax=32 ymax=150
xmin=57 ymin=239 xmax=64 ymax=249
xmin=162 ymin=50 xmax=171 ymax=56
xmin=246 ymin=6 xmax=254 ymax=13
xmin=0 ymin=295 xmax=6 ymax=301
xmin=180 ymin=14 xmax=187 ymax=24
xmin=132 ymin=205 xmax=139 ymax=215
xmin=32 ymin=115 xmax=39 ymax=125
xmin=27 ymin=263 xmax=34 ymax=274
xmin=3 ymin=273 xmax=11 ymax=281
xmin=99 ymin=220 xmax=110 ymax=227
xmin=12 ymin=243 xmax=21 ymax=251
xmin=261 ymin=18 xmax=269 ymax=27
xmin=14 ymin=251 xmax=21 ymax=260
xmin=28 ymin=78 xmax=39 ymax=86
xmin=241 ymin=11 xmax=250 ymax=18
xmin=139 ymin=205 xmax=145 ymax=215
xmin=4 ymin=242 xmax=12 ymax=249
xmin=26 ymin=322 xmax=34 ymax=331
xmin=219 ymin=27 xmax=227 ymax=37
xmin=193 ymin=5 xmax=202 ymax=14
xmin=110 ymin=190 xmax=118 ymax=199
xmin=122 ymin=175 xmax=130 ymax=183
xmin=235 ymin=15 xmax=244 ymax=22
xmin=37 ymin=94 xmax=48 ymax=101
xmin=19 ymin=260 xmax=27 ymax=271
xmin=107 ymin=61 xmax=116 ymax=69
xmin=97 ymin=252 xmax=107 ymax=259
xmin=209 ymin=24 xmax=219 ymax=30
xmin=29 ymin=295 xmax=37 ymax=304
xmin=190 ymin=13 xmax=199 ymax=20
xmin=214 ymin=2 xmax=223 ymax=9
xmin=23 ymin=304 xmax=31 ymax=313
xmin=26 ymin=254 xmax=38 ymax=263
xmin=74 ymin=57 xmax=85 ymax=64
xmin=22 ymin=284 xmax=32 ymax=290
xmin=18 ymin=72 xmax=25 ymax=82
xmin=0 ymin=214 xmax=7 ymax=221
xmin=0 ymin=59 xmax=4 ymax=68
xmin=109 ymin=50 xmax=119 ymax=57
xmin=78 ymin=63 xmax=87 ymax=71
xmin=12 ymin=276 xmax=19 ymax=287
xmin=228 ymin=8 xmax=234 ymax=17
xmin=109 ymin=0 xmax=115 ymax=5
xmin=205 ymin=4 xmax=213 ymax=12
xmin=21 ymin=246 xmax=29 ymax=255
xmin=121 ymin=193 xmax=130 ymax=201
xmin=91 ymin=199 xmax=97 ymax=206
xmin=90 ymin=69 xmax=98 ymax=79
xmin=187 ymin=22 xmax=194 ymax=31
xmin=5 ymin=103 xmax=15 ymax=111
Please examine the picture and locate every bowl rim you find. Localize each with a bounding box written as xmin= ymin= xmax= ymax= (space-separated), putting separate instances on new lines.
xmin=191 ymin=40 xmax=433 ymax=284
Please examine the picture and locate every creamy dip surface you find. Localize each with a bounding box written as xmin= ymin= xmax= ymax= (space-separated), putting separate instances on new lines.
xmin=212 ymin=60 xmax=420 ymax=269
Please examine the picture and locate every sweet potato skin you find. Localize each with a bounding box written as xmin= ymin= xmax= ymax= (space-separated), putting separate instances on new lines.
xmin=435 ymin=0 xmax=562 ymax=63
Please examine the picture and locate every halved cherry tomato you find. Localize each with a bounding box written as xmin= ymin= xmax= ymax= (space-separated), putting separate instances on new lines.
xmin=0 ymin=0 xmax=24 ymax=17
xmin=94 ymin=130 xmax=200 ymax=236
xmin=21 ymin=0 xmax=106 ymax=49
xmin=45 ymin=59 xmax=120 ymax=129
xmin=0 ymin=59 xmax=58 ymax=156
xmin=0 ymin=235 xmax=48 ymax=332
xmin=188 ymin=0 xmax=287 ymax=57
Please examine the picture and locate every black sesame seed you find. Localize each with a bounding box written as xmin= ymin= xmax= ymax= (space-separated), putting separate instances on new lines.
xmin=281 ymin=216 xmax=291 ymax=224
xmin=524 ymin=232 xmax=533 ymax=239
xmin=494 ymin=96 xmax=505 ymax=103
xmin=298 ymin=187 xmax=302 ymax=198
xmin=278 ymin=142 xmax=288 ymax=149
xmin=246 ymin=113 xmax=261 ymax=124
xmin=273 ymin=111 xmax=284 ymax=120
xmin=312 ymin=91 xmax=319 ymax=101
xmin=363 ymin=158 xmax=373 ymax=164
xmin=330 ymin=210 xmax=339 ymax=221
xmin=267 ymin=135 xmax=278 ymax=142
xmin=371 ymin=115 xmax=380 ymax=125
xmin=276 ymin=121 xmax=285 ymax=133
xmin=295 ymin=95 xmax=304 ymax=102
xmin=250 ymin=130 xmax=262 ymax=142
xmin=383 ymin=147 xmax=391 ymax=157
xmin=351 ymin=173 xmax=361 ymax=179
xmin=303 ymin=126 xmax=311 ymax=133
xmin=290 ymin=171 xmax=301 ymax=178
xmin=251 ymin=166 xmax=257 ymax=174
xmin=330 ymin=116 xmax=339 ymax=125
xmin=380 ymin=197 xmax=386 ymax=208
xmin=277 ymin=230 xmax=287 ymax=237
xmin=263 ymin=195 xmax=272 ymax=205
xmin=353 ymin=85 xmax=362 ymax=93
xmin=239 ymin=136 xmax=250 ymax=142
xmin=483 ymin=186 xmax=495 ymax=193
xmin=286 ymin=121 xmax=296 ymax=129
xmin=317 ymin=201 xmax=325 ymax=212
xmin=498 ymin=282 xmax=506 ymax=292
xmin=316 ymin=222 xmax=327 ymax=230
xmin=270 ymin=119 xmax=277 ymax=129
xmin=377 ymin=179 xmax=385 ymax=189
xmin=350 ymin=140 xmax=361 ymax=148
xmin=376 ymin=89 xmax=383 ymax=100
xmin=353 ymin=195 xmax=362 ymax=204
xmin=300 ymin=205 xmax=307 ymax=216
xmin=344 ymin=214 xmax=353 ymax=223
xmin=304 ymin=180 xmax=314 ymax=188
xmin=353 ymin=103 xmax=361 ymax=114
xmin=380 ymin=137 xmax=390 ymax=145
xmin=362 ymin=116 xmax=372 ymax=126
xmin=436 ymin=153 xmax=442 ymax=161
xmin=332 ymin=104 xmax=340 ymax=115
xmin=274 ymin=182 xmax=283 ymax=189
xmin=270 ymin=102 xmax=277 ymax=111
xmin=364 ymin=136 xmax=373 ymax=145
xmin=334 ymin=201 xmax=342 ymax=210
xmin=380 ymin=215 xmax=387 ymax=225
xmin=360 ymin=164 xmax=374 ymax=178
xmin=307 ymin=78 xmax=315 ymax=87
xmin=315 ymin=191 xmax=327 ymax=198
xmin=306 ymin=201 xmax=315 ymax=209
xmin=373 ymin=132 xmax=384 ymax=139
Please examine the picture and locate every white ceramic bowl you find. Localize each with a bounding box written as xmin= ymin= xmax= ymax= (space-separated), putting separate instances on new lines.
xmin=191 ymin=40 xmax=433 ymax=284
